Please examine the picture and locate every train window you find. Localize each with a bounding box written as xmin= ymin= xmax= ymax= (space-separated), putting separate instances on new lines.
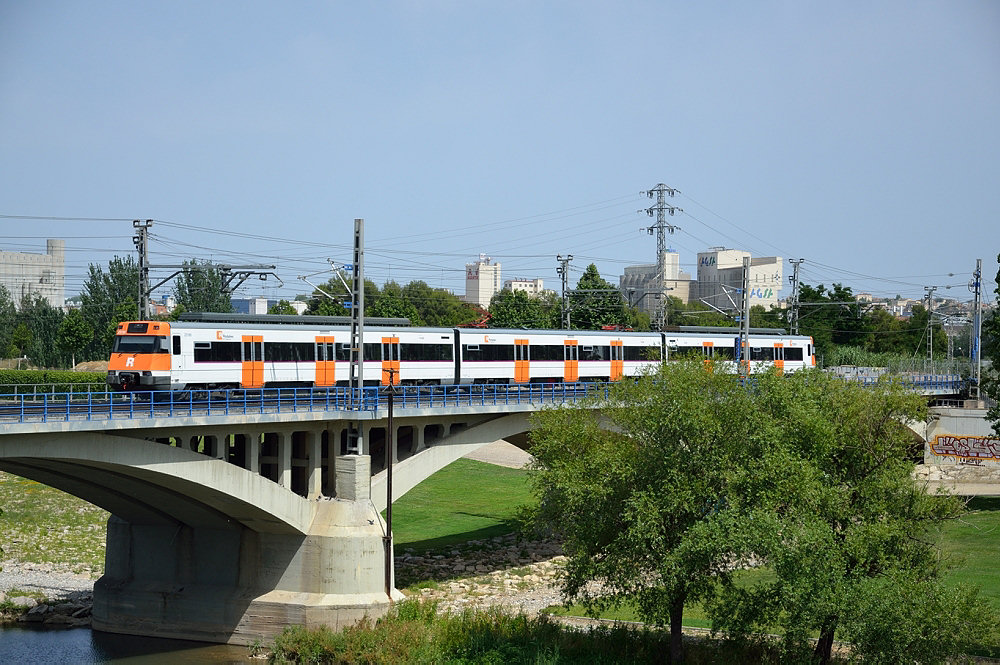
xmin=462 ymin=344 xmax=514 ymax=361
xmin=749 ymin=347 xmax=774 ymax=361
xmin=714 ymin=347 xmax=734 ymax=360
xmin=194 ymin=341 xmax=242 ymax=363
xmin=126 ymin=323 xmax=148 ymax=334
xmin=335 ymin=343 xmax=352 ymax=361
xmin=363 ymin=343 xmax=380 ymax=361
xmin=579 ymin=346 xmax=608 ymax=361
xmin=401 ymin=343 xmax=452 ymax=361
xmin=784 ymin=347 xmax=803 ymax=361
xmin=265 ymin=342 xmax=316 ymax=363
xmin=113 ymin=335 xmax=169 ymax=354
xmin=172 ymin=336 xmax=181 ymax=355
xmin=531 ymin=345 xmax=563 ymax=361
xmin=624 ymin=346 xmax=660 ymax=361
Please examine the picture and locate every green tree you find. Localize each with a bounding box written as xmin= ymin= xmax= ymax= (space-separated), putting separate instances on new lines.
xmin=984 ymin=253 xmax=1000 ymax=434
xmin=527 ymin=359 xmax=770 ymax=663
xmin=80 ymin=256 xmax=140 ymax=360
xmin=18 ymin=294 xmax=65 ymax=368
xmin=487 ymin=289 xmax=558 ymax=329
xmin=57 ymin=308 xmax=95 ymax=368
xmin=0 ymin=285 xmax=16 ymax=358
xmin=10 ymin=322 xmax=32 ymax=361
xmin=568 ymin=264 xmax=637 ymax=330
xmin=172 ymin=260 xmax=233 ymax=313
xmin=401 ymin=280 xmax=480 ymax=327
xmin=303 ymin=273 xmax=379 ymax=316
xmin=267 ymin=299 xmax=298 ymax=315
xmin=370 ymin=281 xmax=422 ymax=324
xmin=710 ymin=371 xmax=992 ymax=663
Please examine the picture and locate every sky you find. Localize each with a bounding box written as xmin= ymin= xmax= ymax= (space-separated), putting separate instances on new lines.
xmin=1 ymin=1 xmax=998 ymax=306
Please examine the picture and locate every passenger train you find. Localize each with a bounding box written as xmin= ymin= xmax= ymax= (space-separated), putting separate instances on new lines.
xmin=106 ymin=317 xmax=815 ymax=393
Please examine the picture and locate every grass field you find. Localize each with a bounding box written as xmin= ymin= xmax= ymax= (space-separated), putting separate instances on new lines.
xmin=0 ymin=471 xmax=107 ymax=574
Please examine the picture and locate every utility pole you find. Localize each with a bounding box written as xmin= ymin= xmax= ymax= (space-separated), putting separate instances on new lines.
xmin=556 ymin=254 xmax=573 ymax=329
xmin=348 ymin=219 xmax=365 ymax=454
xmin=382 ymin=366 xmax=397 ymax=600
xmin=788 ymin=258 xmax=804 ymax=335
xmin=924 ymin=285 xmax=937 ymax=369
xmin=132 ymin=219 xmax=153 ymax=320
xmin=639 ymin=184 xmax=682 ymax=330
xmin=970 ymin=259 xmax=983 ymax=400
xmin=739 ymin=256 xmax=751 ymax=377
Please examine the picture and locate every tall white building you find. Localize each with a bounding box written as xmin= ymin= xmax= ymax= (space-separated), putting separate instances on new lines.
xmin=0 ymin=239 xmax=66 ymax=309
xmin=695 ymin=248 xmax=783 ymax=309
xmin=463 ymin=254 xmax=502 ymax=307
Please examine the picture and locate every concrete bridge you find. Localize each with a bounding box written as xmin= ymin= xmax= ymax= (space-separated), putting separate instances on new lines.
xmin=0 ymin=376 xmax=981 ymax=644
xmin=0 ymin=384 xmax=592 ymax=644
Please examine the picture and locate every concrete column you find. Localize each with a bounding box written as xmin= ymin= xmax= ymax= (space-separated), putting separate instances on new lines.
xmin=414 ymin=424 xmax=426 ymax=453
xmin=359 ymin=423 xmax=370 ymax=456
xmin=278 ymin=431 xmax=291 ymax=489
xmin=245 ymin=432 xmax=259 ymax=474
xmin=307 ymin=430 xmax=322 ymax=499
xmin=336 ymin=454 xmax=370 ymax=501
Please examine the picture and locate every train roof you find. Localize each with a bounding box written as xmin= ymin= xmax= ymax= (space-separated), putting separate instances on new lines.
xmin=177 ymin=312 xmax=411 ymax=326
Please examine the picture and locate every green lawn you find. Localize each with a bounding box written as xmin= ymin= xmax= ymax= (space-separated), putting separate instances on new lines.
xmin=938 ymin=497 xmax=1000 ymax=608
xmin=390 ymin=458 xmax=533 ymax=553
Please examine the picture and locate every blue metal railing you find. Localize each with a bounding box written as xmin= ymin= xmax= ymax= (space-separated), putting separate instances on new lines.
xmin=0 ymin=382 xmax=611 ymax=425
xmin=0 ymin=374 xmax=968 ymax=425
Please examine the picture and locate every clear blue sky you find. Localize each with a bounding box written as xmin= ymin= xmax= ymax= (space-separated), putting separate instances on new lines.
xmin=1 ymin=1 xmax=997 ymax=304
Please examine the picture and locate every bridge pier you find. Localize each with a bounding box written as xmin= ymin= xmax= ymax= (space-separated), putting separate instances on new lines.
xmin=91 ymin=453 xmax=401 ymax=645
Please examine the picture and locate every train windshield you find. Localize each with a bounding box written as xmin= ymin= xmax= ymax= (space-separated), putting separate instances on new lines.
xmin=113 ymin=335 xmax=169 ymax=354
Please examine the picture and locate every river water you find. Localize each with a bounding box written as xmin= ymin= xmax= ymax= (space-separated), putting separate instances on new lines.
xmin=0 ymin=625 xmax=252 ymax=663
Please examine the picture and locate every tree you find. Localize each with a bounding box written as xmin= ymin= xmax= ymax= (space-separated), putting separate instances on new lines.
xmin=80 ymin=256 xmax=140 ymax=360
xmin=303 ymin=273 xmax=379 ymax=315
xmin=401 ymin=280 xmax=480 ymax=327
xmin=528 ymin=363 xmax=993 ymax=664
xmin=487 ymin=289 xmax=558 ymax=329
xmin=267 ymin=300 xmax=298 ymax=315
xmin=709 ymin=370 xmax=992 ymax=663
xmin=18 ymin=294 xmax=65 ymax=368
xmin=526 ymin=359 xmax=771 ymax=663
xmin=568 ymin=264 xmax=638 ymax=330
xmin=57 ymin=308 xmax=95 ymax=368
xmin=984 ymin=253 xmax=1000 ymax=434
xmin=172 ymin=260 xmax=233 ymax=313
xmin=0 ymin=285 xmax=16 ymax=358
xmin=369 ymin=281 xmax=422 ymax=324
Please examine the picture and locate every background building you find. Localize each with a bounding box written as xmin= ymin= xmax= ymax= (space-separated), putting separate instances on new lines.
xmin=463 ymin=254 xmax=502 ymax=307
xmin=503 ymin=277 xmax=545 ymax=297
xmin=694 ymin=248 xmax=783 ymax=310
xmin=620 ymin=249 xmax=694 ymax=317
xmin=0 ymin=239 xmax=66 ymax=309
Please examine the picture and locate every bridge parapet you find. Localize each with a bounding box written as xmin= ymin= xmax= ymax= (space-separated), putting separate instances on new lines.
xmin=918 ymin=404 xmax=1000 ymax=495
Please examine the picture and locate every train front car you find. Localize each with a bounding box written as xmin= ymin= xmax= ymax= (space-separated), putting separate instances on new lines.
xmin=107 ymin=321 xmax=172 ymax=392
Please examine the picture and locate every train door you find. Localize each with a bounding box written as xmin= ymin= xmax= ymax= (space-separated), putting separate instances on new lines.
xmin=382 ymin=337 xmax=400 ymax=386
xmin=564 ymin=340 xmax=579 ymax=382
xmin=514 ymin=339 xmax=530 ymax=383
xmin=610 ymin=340 xmax=623 ymax=380
xmin=241 ymin=335 xmax=263 ymax=388
xmin=315 ymin=336 xmax=335 ymax=387
xmin=702 ymin=340 xmax=714 ymax=370
xmin=773 ymin=343 xmax=785 ymax=372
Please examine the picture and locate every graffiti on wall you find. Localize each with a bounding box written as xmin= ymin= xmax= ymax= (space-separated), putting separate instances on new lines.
xmin=930 ymin=435 xmax=1000 ymax=464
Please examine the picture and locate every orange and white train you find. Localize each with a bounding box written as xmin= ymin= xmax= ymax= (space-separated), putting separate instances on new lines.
xmin=107 ymin=319 xmax=815 ymax=393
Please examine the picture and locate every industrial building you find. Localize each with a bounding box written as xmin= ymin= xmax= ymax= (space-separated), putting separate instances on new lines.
xmin=0 ymin=239 xmax=66 ymax=309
